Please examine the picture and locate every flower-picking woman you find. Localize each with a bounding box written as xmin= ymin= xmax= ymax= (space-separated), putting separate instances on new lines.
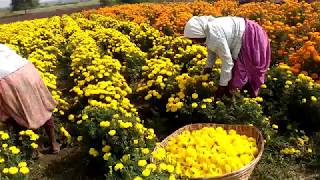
xmin=0 ymin=44 xmax=60 ymax=153
xmin=184 ymin=16 xmax=271 ymax=98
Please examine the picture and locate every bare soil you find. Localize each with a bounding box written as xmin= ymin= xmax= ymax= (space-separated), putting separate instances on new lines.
xmin=29 ymin=146 xmax=89 ymax=180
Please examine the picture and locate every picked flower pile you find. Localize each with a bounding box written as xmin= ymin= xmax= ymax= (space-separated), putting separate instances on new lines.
xmin=152 ymin=126 xmax=258 ymax=178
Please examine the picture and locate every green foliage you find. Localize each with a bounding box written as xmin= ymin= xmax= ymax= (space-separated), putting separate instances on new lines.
xmin=260 ymin=66 xmax=320 ymax=132
xmin=253 ymin=131 xmax=318 ymax=179
xmin=123 ymin=56 xmax=146 ymax=86
xmin=99 ymin=0 xmax=113 ymax=6
xmin=11 ymin=0 xmax=39 ymax=11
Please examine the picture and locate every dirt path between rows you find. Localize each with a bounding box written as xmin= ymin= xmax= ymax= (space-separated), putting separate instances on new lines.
xmin=30 ymin=146 xmax=89 ymax=180
xmin=0 ymin=5 xmax=101 ymax=24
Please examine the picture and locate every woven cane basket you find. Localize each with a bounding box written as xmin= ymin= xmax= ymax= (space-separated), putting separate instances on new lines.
xmin=152 ymin=123 xmax=265 ymax=180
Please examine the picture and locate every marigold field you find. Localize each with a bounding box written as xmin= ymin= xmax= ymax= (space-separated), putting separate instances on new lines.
xmin=0 ymin=0 xmax=320 ymax=179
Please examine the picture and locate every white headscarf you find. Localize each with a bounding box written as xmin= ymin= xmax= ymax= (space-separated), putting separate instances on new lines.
xmin=184 ymin=16 xmax=215 ymax=38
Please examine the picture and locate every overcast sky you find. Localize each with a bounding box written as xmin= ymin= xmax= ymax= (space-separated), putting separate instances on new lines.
xmin=0 ymin=0 xmax=11 ymax=9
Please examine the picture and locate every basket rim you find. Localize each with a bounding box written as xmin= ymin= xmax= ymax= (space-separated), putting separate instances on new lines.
xmin=152 ymin=123 xmax=265 ymax=179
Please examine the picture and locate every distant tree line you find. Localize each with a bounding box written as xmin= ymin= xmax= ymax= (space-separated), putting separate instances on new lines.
xmin=11 ymin=0 xmax=39 ymax=12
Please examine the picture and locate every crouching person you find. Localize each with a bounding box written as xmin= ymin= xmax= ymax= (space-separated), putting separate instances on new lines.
xmin=0 ymin=44 xmax=60 ymax=153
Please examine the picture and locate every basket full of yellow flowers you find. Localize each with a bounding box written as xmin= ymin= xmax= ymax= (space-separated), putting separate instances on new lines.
xmin=151 ymin=123 xmax=264 ymax=180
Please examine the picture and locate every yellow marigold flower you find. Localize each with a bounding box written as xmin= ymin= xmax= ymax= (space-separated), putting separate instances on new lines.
xmin=215 ymin=58 xmax=222 ymax=65
xmin=285 ymin=80 xmax=293 ymax=85
xmin=122 ymin=154 xmax=130 ymax=162
xmin=108 ymin=130 xmax=116 ymax=136
xmin=89 ymin=148 xmax=99 ymax=157
xmin=1 ymin=133 xmax=9 ymax=140
xmin=191 ymin=103 xmax=198 ymax=108
xmin=100 ymin=121 xmax=111 ymax=128
xmin=105 ymin=96 xmax=112 ymax=102
xmin=134 ymin=140 xmax=139 ymax=144
xmin=225 ymin=164 xmax=232 ymax=173
xmin=25 ymin=130 xmax=33 ymax=135
xmin=216 ymin=100 xmax=222 ymax=105
xmin=311 ymin=96 xmax=317 ymax=102
xmin=203 ymin=98 xmax=213 ymax=103
xmin=0 ymin=158 xmax=5 ymax=163
xmin=201 ymin=104 xmax=206 ymax=109
xmin=135 ymin=117 xmax=141 ymax=122
xmin=138 ymin=160 xmax=147 ymax=167
xmin=202 ymin=82 xmax=208 ymax=87
xmin=133 ymin=176 xmax=143 ymax=180
xmin=144 ymin=94 xmax=152 ymax=100
xmin=169 ymin=174 xmax=176 ymax=180
xmin=82 ymin=114 xmax=89 ymax=120
xmin=31 ymin=143 xmax=39 ymax=149
xmin=114 ymin=94 xmax=121 ymax=99
xmin=166 ymin=165 xmax=175 ymax=173
xmin=30 ymin=134 xmax=40 ymax=141
xmin=159 ymin=163 xmax=167 ymax=171
xmin=77 ymin=136 xmax=83 ymax=142
xmin=141 ymin=148 xmax=149 ymax=155
xmin=60 ymin=127 xmax=71 ymax=139
xmin=112 ymin=114 xmax=120 ymax=119
xmin=59 ymin=110 xmax=65 ymax=115
xmin=102 ymin=145 xmax=111 ymax=153
xmin=18 ymin=162 xmax=27 ymax=167
xmin=255 ymin=97 xmax=263 ymax=102
xmin=2 ymin=168 xmax=8 ymax=174
xmin=114 ymin=163 xmax=124 ymax=171
xmin=9 ymin=167 xmax=18 ymax=175
xmin=261 ymin=84 xmax=267 ymax=88
xmin=68 ymin=114 xmax=75 ymax=121
xmin=142 ymin=66 xmax=149 ymax=71
xmin=279 ymin=63 xmax=290 ymax=70
xmin=272 ymin=124 xmax=278 ymax=129
xmin=142 ymin=168 xmax=151 ymax=177
xmin=192 ymin=93 xmax=198 ymax=99
xmin=119 ymin=122 xmax=133 ymax=129
xmin=103 ymin=153 xmax=111 ymax=161
xmin=19 ymin=167 xmax=29 ymax=174
xmin=10 ymin=147 xmax=20 ymax=154
xmin=2 ymin=144 xmax=8 ymax=148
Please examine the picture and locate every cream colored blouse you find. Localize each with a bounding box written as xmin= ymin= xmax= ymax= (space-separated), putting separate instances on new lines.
xmin=0 ymin=44 xmax=28 ymax=79
xmin=204 ymin=17 xmax=246 ymax=86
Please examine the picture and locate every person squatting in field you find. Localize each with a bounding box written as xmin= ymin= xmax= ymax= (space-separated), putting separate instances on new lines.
xmin=0 ymin=44 xmax=60 ymax=153
xmin=184 ymin=16 xmax=271 ymax=98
